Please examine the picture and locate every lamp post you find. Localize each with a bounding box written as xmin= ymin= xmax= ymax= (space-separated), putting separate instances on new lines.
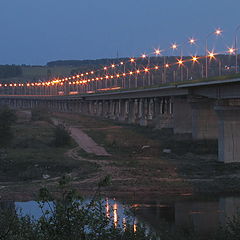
xmin=235 ymin=25 xmax=240 ymax=73
xmin=154 ymin=49 xmax=162 ymax=85
xmin=205 ymin=28 xmax=222 ymax=78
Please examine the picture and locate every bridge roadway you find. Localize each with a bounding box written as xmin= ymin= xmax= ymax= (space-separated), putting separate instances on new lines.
xmin=1 ymin=78 xmax=240 ymax=163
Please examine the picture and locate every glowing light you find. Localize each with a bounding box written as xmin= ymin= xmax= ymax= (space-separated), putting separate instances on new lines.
xmin=104 ymin=67 xmax=107 ymax=70
xmin=215 ymin=28 xmax=222 ymax=35
xmin=91 ymin=71 xmax=94 ymax=74
xmin=192 ymin=56 xmax=198 ymax=62
xmin=144 ymin=68 xmax=149 ymax=72
xmin=141 ymin=54 xmax=147 ymax=58
xmin=178 ymin=59 xmax=183 ymax=65
xmin=120 ymin=62 xmax=124 ymax=65
xmin=171 ymin=43 xmax=178 ymax=50
xmin=228 ymin=47 xmax=235 ymax=54
xmin=208 ymin=51 xmax=216 ymax=59
xmin=123 ymin=218 xmax=126 ymax=231
xmin=116 ymin=74 xmax=120 ymax=78
xmin=105 ymin=198 xmax=110 ymax=218
xmin=129 ymin=71 xmax=133 ymax=75
xmin=136 ymin=70 xmax=140 ymax=74
xmin=189 ymin=38 xmax=196 ymax=44
xmin=130 ymin=58 xmax=135 ymax=63
xmin=133 ymin=221 xmax=137 ymax=232
xmin=155 ymin=49 xmax=161 ymax=55
xmin=111 ymin=64 xmax=115 ymax=68
xmin=165 ymin=64 xmax=169 ymax=68
xmin=113 ymin=202 xmax=118 ymax=228
xmin=155 ymin=66 xmax=159 ymax=70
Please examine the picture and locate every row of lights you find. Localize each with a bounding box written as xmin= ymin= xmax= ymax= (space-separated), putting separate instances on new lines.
xmin=0 ymin=52 xmax=224 ymax=88
xmin=0 ymin=28 xmax=238 ymax=89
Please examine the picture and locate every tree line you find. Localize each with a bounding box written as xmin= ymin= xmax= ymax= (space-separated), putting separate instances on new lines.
xmin=0 ymin=65 xmax=22 ymax=79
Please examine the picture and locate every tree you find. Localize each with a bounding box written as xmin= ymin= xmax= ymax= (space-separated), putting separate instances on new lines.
xmin=0 ymin=106 xmax=17 ymax=147
xmin=54 ymin=124 xmax=71 ymax=147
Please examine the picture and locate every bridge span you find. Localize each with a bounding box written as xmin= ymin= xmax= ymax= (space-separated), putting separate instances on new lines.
xmin=1 ymin=78 xmax=240 ymax=163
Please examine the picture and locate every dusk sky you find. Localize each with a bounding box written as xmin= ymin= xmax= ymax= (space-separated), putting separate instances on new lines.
xmin=0 ymin=0 xmax=239 ymax=65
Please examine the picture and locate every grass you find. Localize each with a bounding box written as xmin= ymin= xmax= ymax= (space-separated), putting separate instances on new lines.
xmin=0 ymin=118 xmax=98 ymax=182
xmin=55 ymin=112 xmax=240 ymax=196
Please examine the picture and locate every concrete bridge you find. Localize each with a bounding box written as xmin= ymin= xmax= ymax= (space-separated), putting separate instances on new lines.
xmin=1 ymin=77 xmax=240 ymax=163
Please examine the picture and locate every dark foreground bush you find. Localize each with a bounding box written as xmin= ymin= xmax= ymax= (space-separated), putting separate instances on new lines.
xmin=0 ymin=176 xmax=158 ymax=240
xmin=1 ymin=176 xmax=239 ymax=240
xmin=54 ymin=124 xmax=71 ymax=147
xmin=0 ymin=106 xmax=17 ymax=147
xmin=31 ymin=108 xmax=49 ymax=121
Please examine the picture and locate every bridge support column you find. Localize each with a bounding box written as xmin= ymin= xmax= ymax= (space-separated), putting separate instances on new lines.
xmin=101 ymin=101 xmax=108 ymax=117
xmin=97 ymin=101 xmax=103 ymax=116
xmin=154 ymin=97 xmax=173 ymax=129
xmin=119 ymin=100 xmax=127 ymax=122
xmin=128 ymin=99 xmax=137 ymax=124
xmin=139 ymin=99 xmax=148 ymax=126
xmin=215 ymin=100 xmax=240 ymax=163
xmin=147 ymin=98 xmax=154 ymax=125
xmin=173 ymin=97 xmax=192 ymax=134
xmin=191 ymin=98 xmax=218 ymax=140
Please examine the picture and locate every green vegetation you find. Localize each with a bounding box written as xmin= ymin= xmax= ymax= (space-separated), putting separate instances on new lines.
xmin=53 ymin=124 xmax=71 ymax=147
xmin=1 ymin=177 xmax=240 ymax=240
xmin=0 ymin=65 xmax=22 ymax=79
xmin=53 ymin=113 xmax=240 ymax=196
xmin=0 ymin=106 xmax=17 ymax=147
xmin=31 ymin=108 xmax=50 ymax=121
xmin=0 ymin=110 xmax=98 ymax=182
xmin=0 ymin=177 xmax=158 ymax=240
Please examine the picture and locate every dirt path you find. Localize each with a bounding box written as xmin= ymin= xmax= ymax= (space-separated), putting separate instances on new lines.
xmin=70 ymin=127 xmax=110 ymax=156
xmin=66 ymin=146 xmax=125 ymax=185
xmin=52 ymin=118 xmax=111 ymax=156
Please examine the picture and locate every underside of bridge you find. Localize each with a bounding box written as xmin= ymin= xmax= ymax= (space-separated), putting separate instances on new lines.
xmin=1 ymin=78 xmax=240 ymax=163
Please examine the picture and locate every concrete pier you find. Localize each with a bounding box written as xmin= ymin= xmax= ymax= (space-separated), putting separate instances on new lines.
xmin=215 ymin=100 xmax=240 ymax=163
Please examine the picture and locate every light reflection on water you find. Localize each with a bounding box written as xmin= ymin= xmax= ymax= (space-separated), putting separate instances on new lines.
xmin=1 ymin=196 xmax=240 ymax=236
xmin=14 ymin=198 xmax=138 ymax=231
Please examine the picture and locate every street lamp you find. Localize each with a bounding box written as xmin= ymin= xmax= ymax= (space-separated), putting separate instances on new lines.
xmin=234 ymin=25 xmax=240 ymax=73
xmin=205 ymin=28 xmax=222 ymax=78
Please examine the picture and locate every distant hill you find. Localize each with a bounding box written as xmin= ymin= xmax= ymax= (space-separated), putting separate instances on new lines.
xmin=47 ymin=59 xmax=123 ymax=67
xmin=0 ymin=55 xmax=238 ymax=84
xmin=0 ymin=65 xmax=22 ymax=78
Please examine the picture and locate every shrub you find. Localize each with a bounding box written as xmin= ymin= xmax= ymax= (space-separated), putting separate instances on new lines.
xmin=0 ymin=176 xmax=158 ymax=240
xmin=54 ymin=124 xmax=71 ymax=147
xmin=0 ymin=106 xmax=17 ymax=147
xmin=31 ymin=108 xmax=49 ymax=121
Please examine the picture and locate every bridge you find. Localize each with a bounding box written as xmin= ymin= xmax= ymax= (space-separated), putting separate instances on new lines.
xmin=1 ymin=76 xmax=240 ymax=164
xmin=1 ymin=29 xmax=240 ymax=163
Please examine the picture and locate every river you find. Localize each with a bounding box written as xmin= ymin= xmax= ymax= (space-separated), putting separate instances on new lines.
xmin=1 ymin=195 xmax=240 ymax=238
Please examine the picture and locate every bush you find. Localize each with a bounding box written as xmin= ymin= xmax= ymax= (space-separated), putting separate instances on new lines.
xmin=0 ymin=106 xmax=17 ymax=147
xmin=215 ymin=211 xmax=240 ymax=240
xmin=0 ymin=176 xmax=158 ymax=240
xmin=54 ymin=124 xmax=71 ymax=147
xmin=31 ymin=108 xmax=49 ymax=121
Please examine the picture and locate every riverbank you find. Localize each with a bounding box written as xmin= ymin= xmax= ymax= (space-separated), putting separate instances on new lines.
xmin=1 ymin=111 xmax=240 ymax=202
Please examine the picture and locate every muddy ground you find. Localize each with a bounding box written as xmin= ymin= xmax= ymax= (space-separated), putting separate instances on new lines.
xmin=1 ymin=111 xmax=240 ymax=203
